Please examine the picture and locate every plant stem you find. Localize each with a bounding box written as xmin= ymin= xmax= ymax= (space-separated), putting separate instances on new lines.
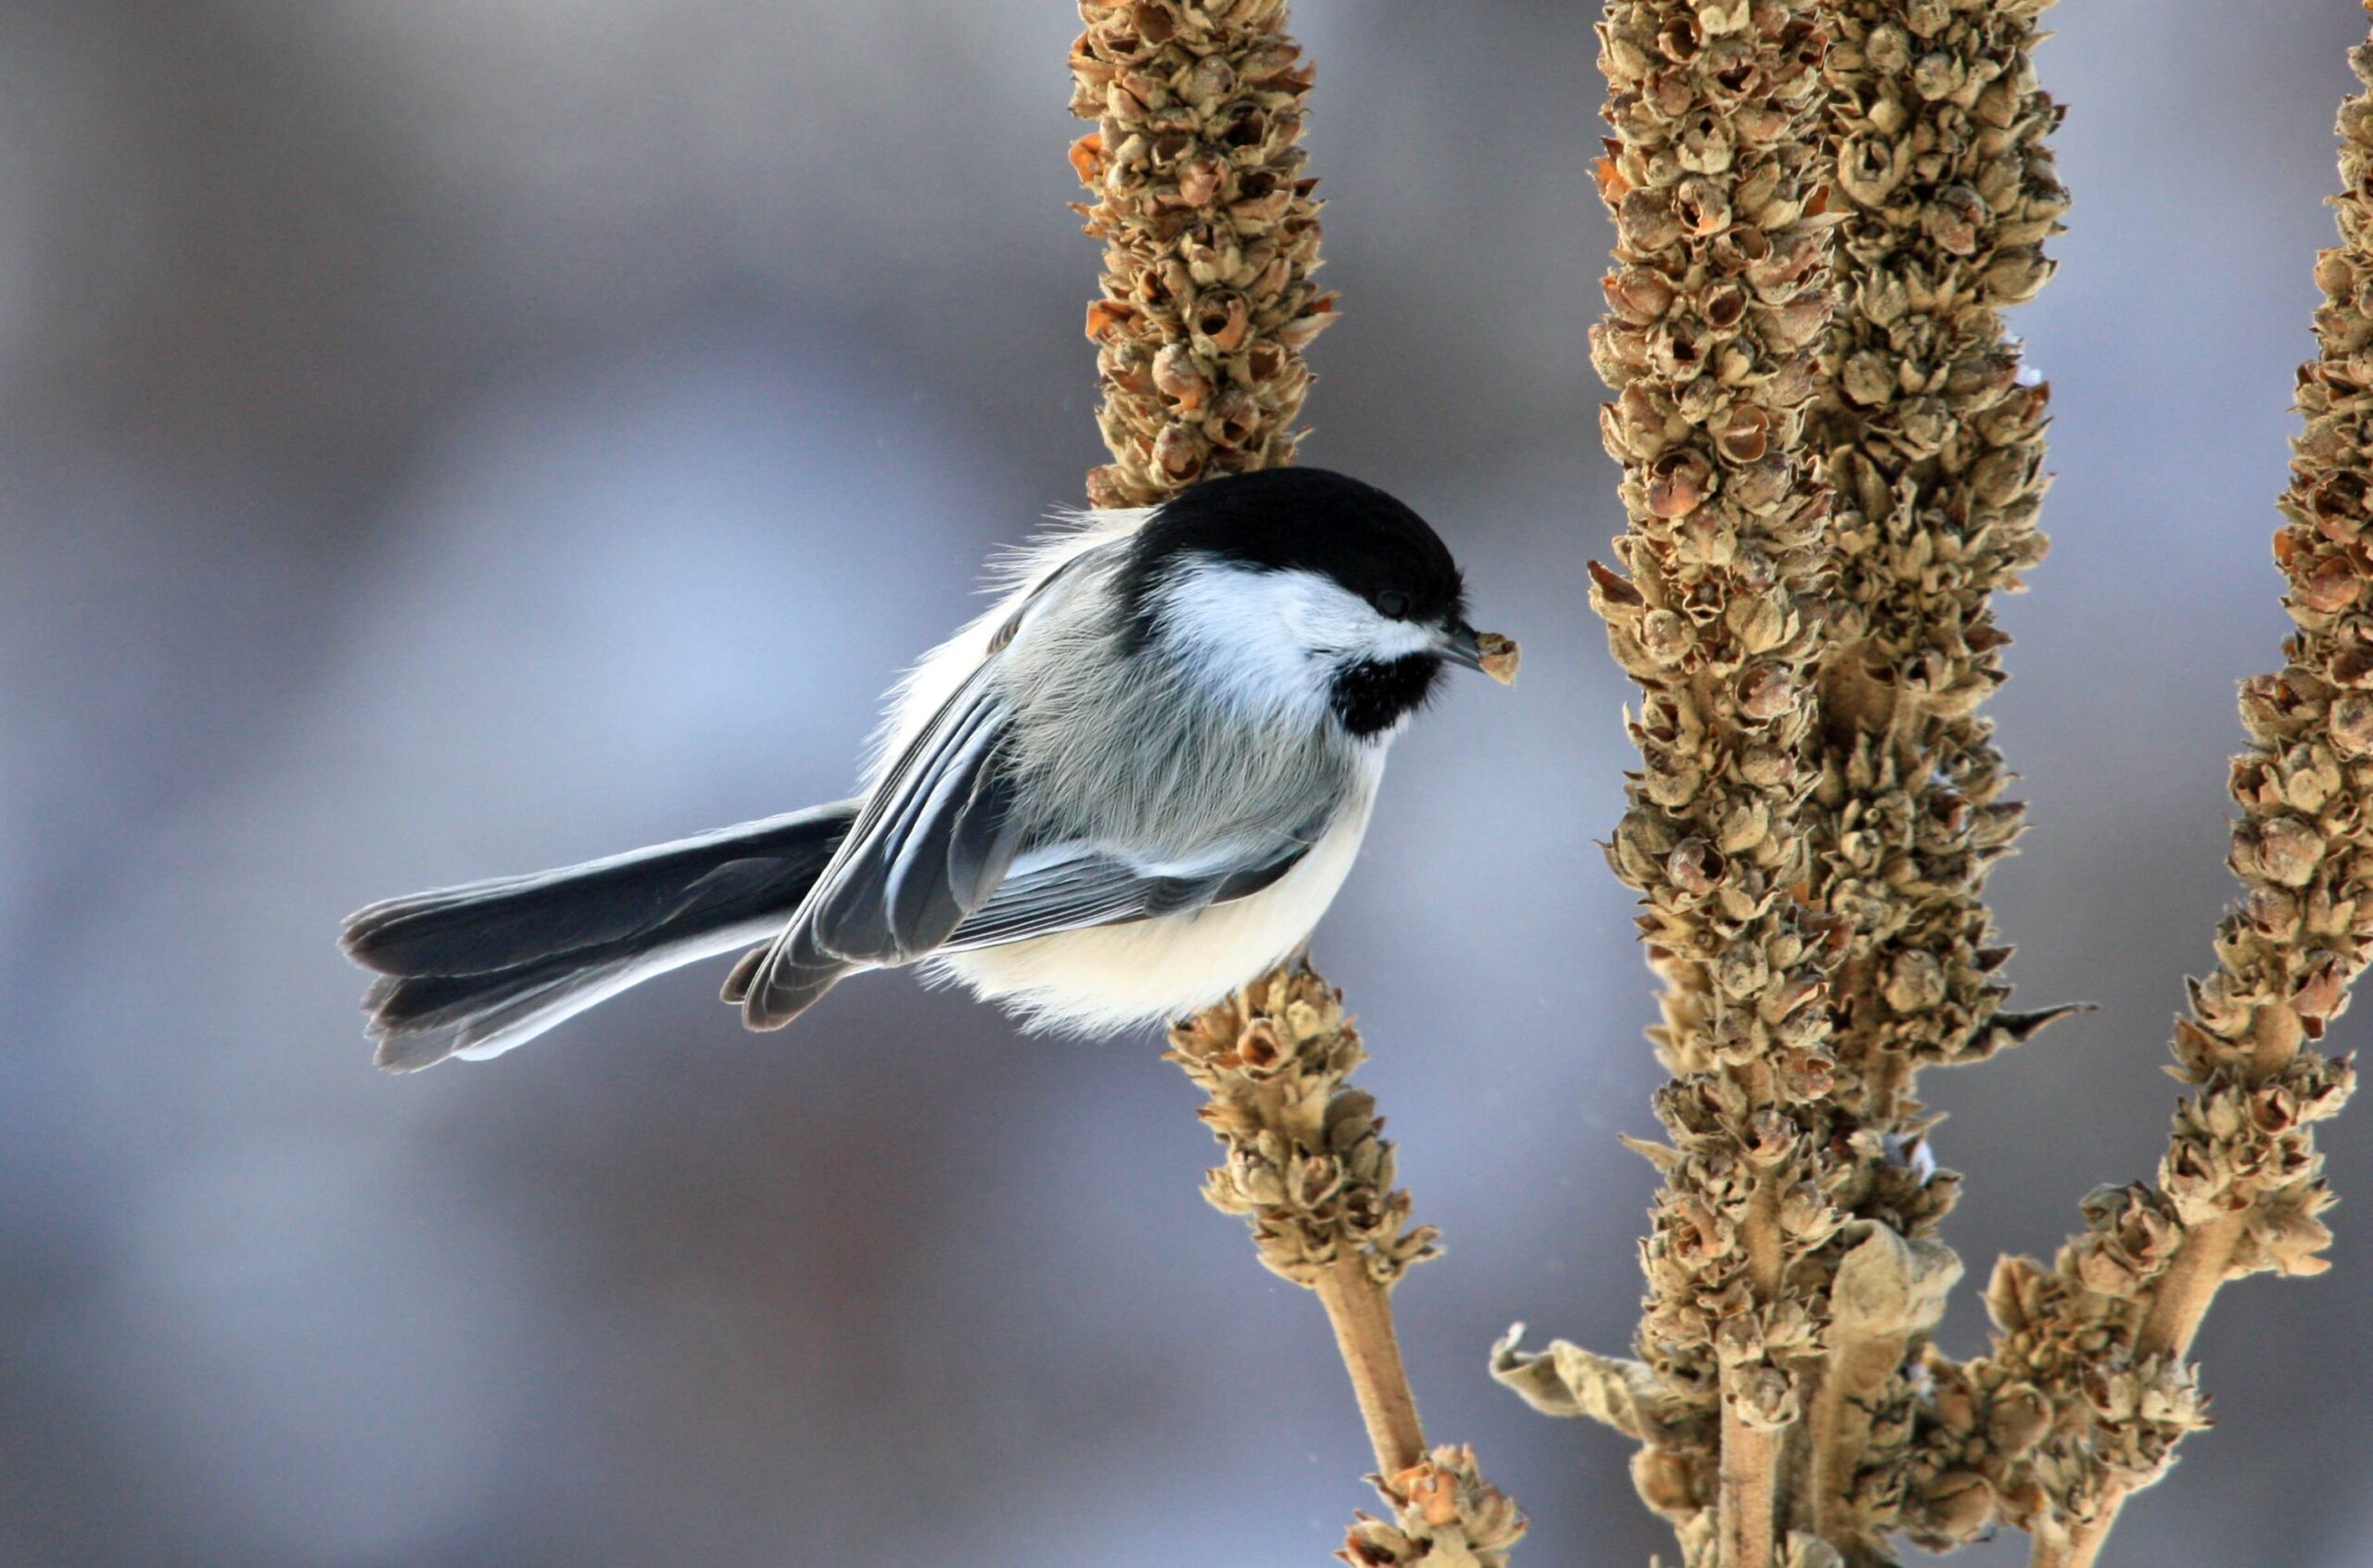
xmin=1719 ymin=1409 xmax=1778 ymax=1568
xmin=1580 ymin=4 xmax=1842 ymax=1558
xmin=2038 ymin=1165 xmax=2261 ymax=1567
xmin=1794 ymin=4 xmax=2069 ymax=1549
xmin=2046 ymin=1018 xmax=2316 ymax=1568
xmin=1719 ymin=1166 xmax=1786 ymax=1568
xmin=1164 ymin=967 xmax=1459 ymax=1497
xmin=1313 ymin=1257 xmax=1427 ymax=1478
xmin=2130 ymin=1217 xmax=2240 ymax=1364
xmin=1072 ymin=11 xmax=1521 ymax=1556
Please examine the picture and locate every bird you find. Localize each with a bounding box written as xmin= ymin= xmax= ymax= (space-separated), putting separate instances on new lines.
xmin=341 ymin=466 xmax=1518 ymax=1071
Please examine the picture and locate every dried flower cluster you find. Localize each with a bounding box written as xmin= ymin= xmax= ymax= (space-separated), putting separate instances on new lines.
xmin=1069 ymin=0 xmax=1336 ymax=508
xmin=1923 ymin=28 xmax=2373 ymax=1565
xmin=1803 ymin=0 xmax=2066 ymax=1119
xmin=1523 ymin=0 xmax=1846 ymax=1560
xmin=1910 ymin=1237 xmax=2204 ymax=1556
xmin=1168 ymin=962 xmax=1441 ymax=1289
xmin=1169 ymin=961 xmax=1501 ymax=1520
xmin=1504 ymin=1 xmax=2087 ymax=1562
xmin=1788 ymin=0 xmax=2070 ymax=1554
xmin=1339 ymin=1447 xmax=1529 ymax=1568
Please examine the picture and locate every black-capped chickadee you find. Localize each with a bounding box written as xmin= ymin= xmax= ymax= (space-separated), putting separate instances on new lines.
xmin=343 ymin=467 xmax=1518 ymax=1071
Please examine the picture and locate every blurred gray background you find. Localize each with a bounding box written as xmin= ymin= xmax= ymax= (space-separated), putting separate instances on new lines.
xmin=2 ymin=2 xmax=2367 ymax=1564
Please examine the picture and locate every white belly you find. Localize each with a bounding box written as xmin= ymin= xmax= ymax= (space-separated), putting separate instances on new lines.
xmin=928 ymin=788 xmax=1377 ymax=1033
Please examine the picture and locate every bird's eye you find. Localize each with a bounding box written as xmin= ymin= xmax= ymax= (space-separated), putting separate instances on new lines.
xmin=1374 ymin=589 xmax=1411 ymax=618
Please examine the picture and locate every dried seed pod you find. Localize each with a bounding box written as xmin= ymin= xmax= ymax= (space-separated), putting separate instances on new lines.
xmin=1339 ymin=1445 xmax=1529 ymax=1568
xmin=1476 ymin=631 xmax=1523 ymax=686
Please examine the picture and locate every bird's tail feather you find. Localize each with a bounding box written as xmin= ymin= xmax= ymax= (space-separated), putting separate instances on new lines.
xmin=345 ymin=802 xmax=858 ymax=1071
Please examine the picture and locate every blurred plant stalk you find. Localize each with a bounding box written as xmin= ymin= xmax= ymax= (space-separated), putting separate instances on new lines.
xmin=1069 ymin=5 xmax=1524 ymax=1562
xmin=1501 ymin=1 xmax=2361 ymax=1565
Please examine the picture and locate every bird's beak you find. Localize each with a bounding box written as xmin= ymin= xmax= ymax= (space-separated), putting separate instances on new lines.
xmin=1442 ymin=620 xmax=1521 ymax=686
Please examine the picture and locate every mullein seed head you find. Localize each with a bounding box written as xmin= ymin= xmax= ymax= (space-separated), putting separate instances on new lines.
xmin=1166 ymin=960 xmax=1441 ymax=1288
xmin=1072 ymin=1 xmax=1333 ymax=507
xmin=1934 ymin=19 xmax=2372 ymax=1548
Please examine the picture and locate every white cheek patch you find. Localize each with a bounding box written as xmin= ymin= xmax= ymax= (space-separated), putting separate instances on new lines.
xmin=1364 ymin=617 xmax=1442 ymax=661
xmin=1153 ymin=561 xmax=1434 ymax=718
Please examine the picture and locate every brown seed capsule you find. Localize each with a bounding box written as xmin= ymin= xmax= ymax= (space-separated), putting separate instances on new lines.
xmin=1884 ymin=950 xmax=1948 ymax=1015
xmin=1703 ymin=280 xmax=1749 ymax=331
xmin=2294 ymin=552 xmax=2363 ymax=613
xmin=1673 ymin=176 xmax=1733 ymax=236
xmin=1737 ymin=661 xmax=1796 ymax=721
xmin=1737 ymin=744 xmax=1793 ymax=788
xmin=1151 ymin=343 xmax=1212 ymax=411
xmin=1606 ymin=266 xmax=1680 ymax=325
xmin=1919 ymin=1472 xmax=1999 ymax=1543
xmin=1668 ymin=838 xmax=1728 ymax=897
xmin=1206 ymin=386 xmax=1260 ymax=449
xmin=2331 ymin=691 xmax=2373 ymax=754
xmin=1646 ymin=449 xmax=1715 ymax=517
xmin=1717 ymin=940 xmax=1771 ymax=998
xmin=1715 ymin=403 xmax=1771 ymax=463
xmin=1152 ymin=423 xmax=1206 ymax=483
xmin=2252 ymin=816 xmax=2328 ymax=889
xmin=1619 ymin=188 xmax=1686 ymax=250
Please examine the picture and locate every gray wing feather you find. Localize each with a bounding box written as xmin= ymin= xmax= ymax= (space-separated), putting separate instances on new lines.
xmin=941 ymin=832 xmax=1314 ymax=952
xmin=788 ymin=549 xmax=1115 ymax=973
xmin=940 ymin=856 xmax=1148 ymax=949
xmin=806 ymin=672 xmax=1020 ymax=963
xmin=739 ymin=664 xmax=1029 ymax=1027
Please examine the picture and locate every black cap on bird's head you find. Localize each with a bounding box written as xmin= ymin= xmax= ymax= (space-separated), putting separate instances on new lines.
xmin=1116 ymin=467 xmax=1519 ymax=738
xmin=1124 ymin=467 xmax=1470 ymax=631
xmin=1122 ymin=466 xmax=1518 ymax=679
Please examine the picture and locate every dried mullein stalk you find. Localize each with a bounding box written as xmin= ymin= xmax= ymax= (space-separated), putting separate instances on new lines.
xmin=1785 ymin=0 xmax=2069 ymax=1554
xmin=1499 ymin=2 xmax=1844 ymax=1564
xmin=1168 ymin=962 xmax=1441 ymax=1294
xmin=1072 ymin=5 xmax=1518 ymax=1548
xmin=1805 ymin=0 xmax=2067 ymax=1116
xmin=1070 ymin=0 xmax=1335 ymax=508
xmin=1169 ymin=962 xmax=1476 ymax=1505
xmin=1174 ymin=965 xmax=1538 ymax=1550
xmin=1923 ymin=24 xmax=2372 ymax=1567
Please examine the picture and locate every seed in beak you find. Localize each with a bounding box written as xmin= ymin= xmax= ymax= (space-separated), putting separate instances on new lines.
xmin=1445 ymin=622 xmax=1522 ymax=686
xmin=1476 ymin=631 xmax=1521 ymax=686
